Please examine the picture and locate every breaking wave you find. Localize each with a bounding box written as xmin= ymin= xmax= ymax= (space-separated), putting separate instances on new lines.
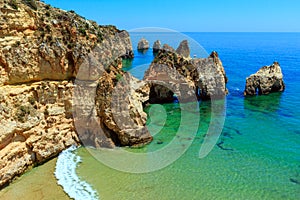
xmin=54 ymin=146 xmax=99 ymax=200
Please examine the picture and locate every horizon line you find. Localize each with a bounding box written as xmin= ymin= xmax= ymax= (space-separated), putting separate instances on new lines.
xmin=128 ymin=31 xmax=300 ymax=33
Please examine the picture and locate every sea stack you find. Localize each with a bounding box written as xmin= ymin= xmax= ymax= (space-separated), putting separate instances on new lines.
xmin=244 ymin=62 xmax=285 ymax=96
xmin=153 ymin=40 xmax=161 ymax=53
xmin=137 ymin=38 xmax=149 ymax=51
xmin=176 ymin=40 xmax=191 ymax=59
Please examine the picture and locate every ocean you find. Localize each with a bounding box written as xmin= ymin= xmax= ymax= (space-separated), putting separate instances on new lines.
xmin=1 ymin=32 xmax=299 ymax=200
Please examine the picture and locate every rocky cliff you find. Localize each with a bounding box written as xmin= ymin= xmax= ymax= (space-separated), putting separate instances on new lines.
xmin=244 ymin=62 xmax=285 ymax=95
xmin=0 ymin=0 xmax=151 ymax=188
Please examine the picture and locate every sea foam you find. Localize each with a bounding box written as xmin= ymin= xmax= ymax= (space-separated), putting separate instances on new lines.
xmin=54 ymin=146 xmax=99 ymax=200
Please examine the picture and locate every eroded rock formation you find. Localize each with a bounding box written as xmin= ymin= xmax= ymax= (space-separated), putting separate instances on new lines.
xmin=95 ymin=65 xmax=151 ymax=146
xmin=176 ymin=40 xmax=190 ymax=59
xmin=153 ymin=40 xmax=161 ymax=53
xmin=137 ymin=38 xmax=149 ymax=50
xmin=144 ymin=44 xmax=228 ymax=102
xmin=244 ymin=62 xmax=285 ymax=95
xmin=192 ymin=51 xmax=228 ymax=100
xmin=162 ymin=43 xmax=175 ymax=53
xmin=0 ymin=0 xmax=150 ymax=188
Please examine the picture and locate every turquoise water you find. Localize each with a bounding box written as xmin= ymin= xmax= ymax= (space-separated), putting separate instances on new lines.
xmin=72 ymin=33 xmax=300 ymax=199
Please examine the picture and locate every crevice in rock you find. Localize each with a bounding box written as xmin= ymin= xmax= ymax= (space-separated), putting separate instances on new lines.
xmin=101 ymin=123 xmax=121 ymax=147
xmin=148 ymin=84 xmax=175 ymax=104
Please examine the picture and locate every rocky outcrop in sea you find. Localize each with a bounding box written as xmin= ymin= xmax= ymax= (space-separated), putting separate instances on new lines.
xmin=137 ymin=38 xmax=149 ymax=50
xmin=244 ymin=62 xmax=285 ymax=95
xmin=153 ymin=40 xmax=161 ymax=53
xmin=144 ymin=43 xmax=228 ymax=103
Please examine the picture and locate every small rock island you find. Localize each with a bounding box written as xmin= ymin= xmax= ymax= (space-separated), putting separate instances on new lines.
xmin=153 ymin=40 xmax=161 ymax=53
xmin=137 ymin=38 xmax=149 ymax=51
xmin=244 ymin=62 xmax=285 ymax=96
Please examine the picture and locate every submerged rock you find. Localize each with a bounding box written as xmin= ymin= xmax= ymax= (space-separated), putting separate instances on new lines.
xmin=153 ymin=40 xmax=161 ymax=53
xmin=244 ymin=62 xmax=285 ymax=96
xmin=157 ymin=140 xmax=164 ymax=145
xmin=217 ymin=141 xmax=234 ymax=151
xmin=290 ymin=178 xmax=300 ymax=185
xmin=137 ymin=38 xmax=149 ymax=50
xmin=176 ymin=40 xmax=190 ymax=59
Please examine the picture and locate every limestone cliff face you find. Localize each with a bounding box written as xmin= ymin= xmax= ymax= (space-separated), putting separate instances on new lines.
xmin=0 ymin=0 xmax=150 ymax=188
xmin=144 ymin=46 xmax=228 ymax=102
xmin=244 ymin=62 xmax=285 ymax=95
xmin=0 ymin=0 xmax=133 ymax=85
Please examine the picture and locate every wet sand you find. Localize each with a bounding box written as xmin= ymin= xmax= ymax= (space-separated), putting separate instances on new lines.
xmin=0 ymin=158 xmax=71 ymax=200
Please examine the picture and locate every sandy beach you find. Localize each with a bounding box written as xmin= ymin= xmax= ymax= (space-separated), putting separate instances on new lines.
xmin=0 ymin=158 xmax=70 ymax=200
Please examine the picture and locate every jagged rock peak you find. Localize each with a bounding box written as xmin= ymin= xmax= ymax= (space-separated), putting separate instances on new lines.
xmin=210 ymin=51 xmax=219 ymax=58
xmin=137 ymin=38 xmax=149 ymax=50
xmin=176 ymin=40 xmax=190 ymax=59
xmin=162 ymin=44 xmax=175 ymax=53
xmin=244 ymin=62 xmax=285 ymax=96
xmin=153 ymin=40 xmax=161 ymax=53
xmin=209 ymin=51 xmax=228 ymax=84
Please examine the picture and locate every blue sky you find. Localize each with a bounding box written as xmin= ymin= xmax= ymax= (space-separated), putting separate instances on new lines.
xmin=45 ymin=0 xmax=300 ymax=32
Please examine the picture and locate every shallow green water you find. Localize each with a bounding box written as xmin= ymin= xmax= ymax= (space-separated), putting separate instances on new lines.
xmin=75 ymin=97 xmax=300 ymax=200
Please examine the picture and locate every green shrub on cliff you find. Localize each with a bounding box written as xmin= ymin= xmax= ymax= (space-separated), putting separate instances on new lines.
xmin=79 ymin=27 xmax=87 ymax=36
xmin=23 ymin=0 xmax=38 ymax=10
xmin=16 ymin=105 xmax=31 ymax=123
xmin=15 ymin=103 xmax=38 ymax=123
xmin=9 ymin=0 xmax=18 ymax=10
xmin=28 ymin=96 xmax=36 ymax=105
xmin=44 ymin=108 xmax=49 ymax=117
xmin=116 ymin=73 xmax=123 ymax=82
